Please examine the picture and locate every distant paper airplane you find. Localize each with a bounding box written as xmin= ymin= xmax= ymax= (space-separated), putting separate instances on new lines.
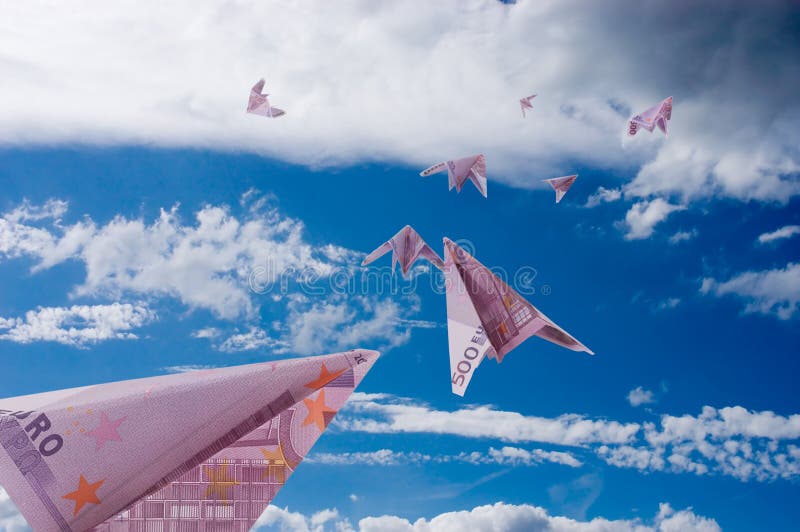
xmin=628 ymin=96 xmax=672 ymax=136
xmin=362 ymin=225 xmax=443 ymax=277
xmin=520 ymin=94 xmax=536 ymax=117
xmin=442 ymin=238 xmax=592 ymax=396
xmin=420 ymin=155 xmax=488 ymax=198
xmin=0 ymin=350 xmax=379 ymax=531
xmin=247 ymin=78 xmax=285 ymax=118
xmin=543 ymin=175 xmax=578 ymax=203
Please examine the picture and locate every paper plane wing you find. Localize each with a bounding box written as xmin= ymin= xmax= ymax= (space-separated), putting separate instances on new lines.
xmin=443 ymin=238 xmax=592 ymax=388
xmin=543 ymin=175 xmax=578 ymax=204
xmin=0 ymin=350 xmax=379 ymax=531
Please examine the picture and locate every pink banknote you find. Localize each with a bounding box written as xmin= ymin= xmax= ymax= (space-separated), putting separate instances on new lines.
xmin=362 ymin=225 xmax=443 ymax=277
xmin=628 ymin=96 xmax=672 ymax=136
xmin=520 ymin=94 xmax=536 ymax=117
xmin=542 ymin=175 xmax=578 ymax=204
xmin=247 ymin=78 xmax=285 ymax=118
xmin=420 ymin=155 xmax=488 ymax=198
xmin=443 ymin=238 xmax=592 ymax=396
xmin=0 ymin=349 xmax=379 ymax=531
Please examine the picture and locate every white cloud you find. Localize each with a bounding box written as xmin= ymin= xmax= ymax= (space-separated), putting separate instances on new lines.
xmin=621 ymin=199 xmax=686 ymax=240
xmin=585 ymin=187 xmax=622 ymax=208
xmin=339 ymin=393 xmax=640 ymax=446
xmin=0 ymin=197 xmax=425 ymax=354
xmin=0 ymin=1 xmax=797 ymax=205
xmin=341 ymin=393 xmax=800 ymax=483
xmin=310 ymin=446 xmax=582 ymax=469
xmin=0 ymin=489 xmax=29 ymax=532
xmin=668 ymin=230 xmax=697 ymax=244
xmin=161 ymin=364 xmax=218 ymax=374
xmin=349 ymin=494 xmax=359 ymax=503
xmin=358 ymin=502 xmax=720 ymax=532
xmin=0 ymin=196 xmax=345 ymax=320
xmin=700 ymin=263 xmax=800 ymax=319
xmin=627 ymin=386 xmax=656 ymax=407
xmin=654 ymin=298 xmax=681 ymax=312
xmin=0 ymin=303 xmax=153 ymax=347
xmin=757 ymin=225 xmax=800 ymax=244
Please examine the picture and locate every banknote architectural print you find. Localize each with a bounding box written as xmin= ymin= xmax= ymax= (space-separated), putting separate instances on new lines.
xmin=0 ymin=349 xmax=379 ymax=531
xmin=627 ymin=96 xmax=672 ymax=136
xmin=420 ymin=155 xmax=488 ymax=198
xmin=443 ymin=238 xmax=592 ymax=396
xmin=362 ymin=225 xmax=444 ymax=277
xmin=542 ymin=175 xmax=578 ymax=204
xmin=246 ymin=78 xmax=286 ymax=118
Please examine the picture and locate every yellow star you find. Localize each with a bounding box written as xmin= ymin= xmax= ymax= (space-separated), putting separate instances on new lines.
xmin=204 ymin=463 xmax=239 ymax=502
xmin=62 ymin=475 xmax=105 ymax=516
xmin=302 ymin=390 xmax=337 ymax=432
xmin=260 ymin=444 xmax=287 ymax=466
xmin=304 ymin=363 xmax=346 ymax=390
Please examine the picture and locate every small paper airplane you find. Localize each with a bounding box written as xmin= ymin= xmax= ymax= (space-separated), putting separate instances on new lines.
xmin=362 ymin=225 xmax=443 ymax=277
xmin=0 ymin=350 xmax=379 ymax=531
xmin=247 ymin=78 xmax=285 ymax=118
xmin=420 ymin=155 xmax=488 ymax=198
xmin=628 ymin=96 xmax=672 ymax=136
xmin=442 ymin=238 xmax=592 ymax=396
xmin=520 ymin=94 xmax=536 ymax=117
xmin=543 ymin=175 xmax=578 ymax=203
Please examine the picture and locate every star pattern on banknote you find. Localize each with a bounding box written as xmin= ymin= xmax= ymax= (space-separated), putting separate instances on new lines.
xmin=86 ymin=412 xmax=127 ymax=450
xmin=62 ymin=474 xmax=105 ymax=516
xmin=304 ymin=363 xmax=346 ymax=390
xmin=204 ymin=463 xmax=240 ymax=503
xmin=302 ymin=389 xmax=337 ymax=431
xmin=260 ymin=444 xmax=295 ymax=484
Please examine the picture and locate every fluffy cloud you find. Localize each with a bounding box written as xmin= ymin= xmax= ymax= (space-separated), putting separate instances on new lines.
xmin=0 ymin=489 xmax=28 ymax=532
xmin=357 ymin=502 xmax=720 ymax=532
xmin=585 ymin=187 xmax=622 ymax=208
xmin=309 ymin=446 xmax=582 ymax=468
xmin=627 ymin=386 xmax=656 ymax=407
xmin=621 ymin=199 xmax=686 ymax=240
xmin=0 ymin=197 xmax=423 ymax=353
xmin=0 ymin=1 xmax=797 ymax=205
xmin=338 ymin=393 xmax=640 ymax=446
xmin=700 ymin=263 xmax=800 ymax=319
xmin=340 ymin=393 xmax=800 ymax=483
xmin=0 ymin=303 xmax=153 ymax=346
xmin=757 ymin=225 xmax=800 ymax=244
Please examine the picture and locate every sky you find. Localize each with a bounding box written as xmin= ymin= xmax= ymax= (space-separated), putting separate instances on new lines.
xmin=0 ymin=1 xmax=799 ymax=531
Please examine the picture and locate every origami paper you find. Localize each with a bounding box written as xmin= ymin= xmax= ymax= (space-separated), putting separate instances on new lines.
xmin=247 ymin=78 xmax=285 ymax=118
xmin=543 ymin=175 xmax=578 ymax=203
xmin=420 ymin=155 xmax=488 ymax=198
xmin=0 ymin=350 xmax=379 ymax=531
xmin=628 ymin=96 xmax=672 ymax=136
xmin=443 ymin=238 xmax=592 ymax=396
xmin=362 ymin=225 xmax=444 ymax=277
xmin=520 ymin=94 xmax=536 ymax=117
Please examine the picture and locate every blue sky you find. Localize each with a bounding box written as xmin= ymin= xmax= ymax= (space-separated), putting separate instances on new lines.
xmin=1 ymin=1 xmax=799 ymax=531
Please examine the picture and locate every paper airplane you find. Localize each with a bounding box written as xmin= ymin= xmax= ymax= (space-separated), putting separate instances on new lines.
xmin=442 ymin=238 xmax=592 ymax=396
xmin=628 ymin=96 xmax=672 ymax=136
xmin=247 ymin=78 xmax=285 ymax=118
xmin=420 ymin=155 xmax=488 ymax=198
xmin=0 ymin=350 xmax=379 ymax=531
xmin=520 ymin=94 xmax=536 ymax=117
xmin=543 ymin=175 xmax=578 ymax=203
xmin=362 ymin=225 xmax=444 ymax=277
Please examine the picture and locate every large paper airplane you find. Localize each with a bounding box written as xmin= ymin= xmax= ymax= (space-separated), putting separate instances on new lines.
xmin=247 ymin=78 xmax=285 ymax=118
xmin=628 ymin=96 xmax=672 ymax=136
xmin=362 ymin=225 xmax=444 ymax=277
xmin=520 ymin=94 xmax=536 ymax=117
xmin=420 ymin=155 xmax=488 ymax=198
xmin=443 ymin=238 xmax=592 ymax=396
xmin=0 ymin=349 xmax=379 ymax=531
xmin=543 ymin=175 xmax=578 ymax=204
